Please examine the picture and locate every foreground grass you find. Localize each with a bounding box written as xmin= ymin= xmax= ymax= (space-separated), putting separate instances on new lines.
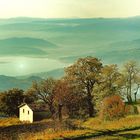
xmin=82 ymin=115 xmax=140 ymax=131
xmin=0 ymin=115 xmax=140 ymax=140
xmin=0 ymin=117 xmax=21 ymax=127
xmin=92 ymin=129 xmax=140 ymax=140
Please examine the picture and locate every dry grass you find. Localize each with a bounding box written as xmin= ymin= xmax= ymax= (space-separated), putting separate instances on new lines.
xmin=82 ymin=115 xmax=140 ymax=131
xmin=0 ymin=117 xmax=21 ymax=127
xmin=0 ymin=115 xmax=140 ymax=140
xmin=20 ymin=115 xmax=140 ymax=140
xmin=20 ymin=129 xmax=92 ymax=140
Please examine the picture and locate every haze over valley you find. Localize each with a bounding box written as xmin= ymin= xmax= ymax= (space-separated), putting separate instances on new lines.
xmin=0 ymin=17 xmax=139 ymax=90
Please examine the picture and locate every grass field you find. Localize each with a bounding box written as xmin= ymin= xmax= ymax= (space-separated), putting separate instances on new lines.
xmin=88 ymin=129 xmax=140 ymax=140
xmin=0 ymin=115 xmax=140 ymax=140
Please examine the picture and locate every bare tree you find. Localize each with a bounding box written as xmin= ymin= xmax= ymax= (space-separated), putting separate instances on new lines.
xmin=122 ymin=61 xmax=140 ymax=103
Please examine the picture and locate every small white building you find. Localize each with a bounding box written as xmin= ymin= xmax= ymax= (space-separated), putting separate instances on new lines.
xmin=19 ymin=103 xmax=33 ymax=123
xmin=18 ymin=103 xmax=48 ymax=123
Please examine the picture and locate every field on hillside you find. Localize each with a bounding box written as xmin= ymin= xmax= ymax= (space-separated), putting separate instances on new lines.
xmin=0 ymin=115 xmax=140 ymax=140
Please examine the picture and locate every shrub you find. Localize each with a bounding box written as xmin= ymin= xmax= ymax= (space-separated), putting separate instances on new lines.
xmin=100 ymin=95 xmax=127 ymax=120
xmin=125 ymin=105 xmax=139 ymax=115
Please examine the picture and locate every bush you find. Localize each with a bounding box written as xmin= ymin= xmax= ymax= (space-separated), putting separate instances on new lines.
xmin=125 ymin=105 xmax=139 ymax=115
xmin=100 ymin=95 xmax=127 ymax=120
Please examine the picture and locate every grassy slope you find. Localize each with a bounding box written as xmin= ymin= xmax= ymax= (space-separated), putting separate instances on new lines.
xmin=0 ymin=115 xmax=140 ymax=140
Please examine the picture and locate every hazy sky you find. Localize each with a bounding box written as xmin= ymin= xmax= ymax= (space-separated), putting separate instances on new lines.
xmin=0 ymin=0 xmax=140 ymax=18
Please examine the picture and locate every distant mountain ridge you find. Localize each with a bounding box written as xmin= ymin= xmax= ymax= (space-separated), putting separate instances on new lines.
xmin=0 ymin=75 xmax=42 ymax=91
xmin=0 ymin=68 xmax=64 ymax=92
xmin=30 ymin=68 xmax=64 ymax=79
xmin=0 ymin=37 xmax=57 ymax=56
xmin=0 ymin=16 xmax=140 ymax=91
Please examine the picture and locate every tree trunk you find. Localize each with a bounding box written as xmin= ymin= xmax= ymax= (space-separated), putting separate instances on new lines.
xmin=87 ymin=97 xmax=94 ymax=117
xmin=129 ymin=96 xmax=132 ymax=103
xmin=134 ymin=92 xmax=137 ymax=103
xmin=127 ymin=95 xmax=132 ymax=104
xmin=127 ymin=95 xmax=130 ymax=103
xmin=129 ymin=74 xmax=133 ymax=103
xmin=126 ymin=87 xmax=130 ymax=103
xmin=49 ymin=103 xmax=55 ymax=117
xmin=87 ymin=87 xmax=94 ymax=117
xmin=126 ymin=86 xmax=132 ymax=104
xmin=134 ymin=85 xmax=139 ymax=103
xmin=58 ymin=104 xmax=63 ymax=121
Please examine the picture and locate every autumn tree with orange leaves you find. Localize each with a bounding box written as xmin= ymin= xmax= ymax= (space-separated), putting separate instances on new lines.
xmin=54 ymin=79 xmax=72 ymax=121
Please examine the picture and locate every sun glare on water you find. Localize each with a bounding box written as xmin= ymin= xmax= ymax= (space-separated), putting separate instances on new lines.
xmin=16 ymin=60 xmax=28 ymax=72
xmin=19 ymin=63 xmax=26 ymax=69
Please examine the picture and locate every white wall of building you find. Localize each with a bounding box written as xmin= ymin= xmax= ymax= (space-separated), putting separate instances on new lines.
xmin=19 ymin=104 xmax=33 ymax=123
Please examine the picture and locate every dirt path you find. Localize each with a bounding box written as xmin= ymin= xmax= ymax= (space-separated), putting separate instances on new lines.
xmin=71 ymin=126 xmax=140 ymax=140
xmin=86 ymin=129 xmax=140 ymax=140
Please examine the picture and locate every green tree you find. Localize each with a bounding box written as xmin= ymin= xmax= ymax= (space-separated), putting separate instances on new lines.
xmin=25 ymin=86 xmax=38 ymax=103
xmin=0 ymin=88 xmax=24 ymax=116
xmin=94 ymin=64 xmax=123 ymax=99
xmin=65 ymin=57 xmax=102 ymax=117
xmin=0 ymin=93 xmax=6 ymax=114
xmin=31 ymin=78 xmax=56 ymax=117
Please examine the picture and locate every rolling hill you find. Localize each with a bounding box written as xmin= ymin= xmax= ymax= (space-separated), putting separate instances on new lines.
xmin=0 ymin=68 xmax=64 ymax=91
xmin=32 ymin=68 xmax=64 ymax=79
xmin=0 ymin=37 xmax=57 ymax=56
xmin=0 ymin=75 xmax=42 ymax=91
